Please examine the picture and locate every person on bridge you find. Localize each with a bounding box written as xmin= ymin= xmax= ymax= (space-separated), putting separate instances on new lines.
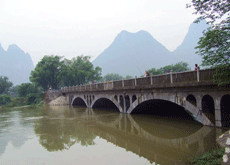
xmin=195 ymin=64 xmax=200 ymax=71
xmin=144 ymin=70 xmax=150 ymax=77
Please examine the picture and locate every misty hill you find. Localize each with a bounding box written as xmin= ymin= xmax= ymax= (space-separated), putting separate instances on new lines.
xmin=173 ymin=21 xmax=209 ymax=68
xmin=0 ymin=44 xmax=34 ymax=85
xmin=93 ymin=21 xmax=208 ymax=77
xmin=93 ymin=30 xmax=174 ymax=77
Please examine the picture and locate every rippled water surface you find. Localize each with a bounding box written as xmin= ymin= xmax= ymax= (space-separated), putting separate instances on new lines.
xmin=0 ymin=106 xmax=227 ymax=165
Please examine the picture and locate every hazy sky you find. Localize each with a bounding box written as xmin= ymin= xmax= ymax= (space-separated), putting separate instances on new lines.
xmin=1 ymin=0 xmax=198 ymax=66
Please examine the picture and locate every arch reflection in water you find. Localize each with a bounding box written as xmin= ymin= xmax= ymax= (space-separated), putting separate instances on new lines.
xmin=91 ymin=110 xmax=219 ymax=164
xmin=34 ymin=106 xmax=222 ymax=164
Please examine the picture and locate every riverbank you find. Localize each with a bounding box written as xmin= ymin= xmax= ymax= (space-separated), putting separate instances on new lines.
xmin=216 ymin=129 xmax=230 ymax=164
xmin=48 ymin=96 xmax=68 ymax=106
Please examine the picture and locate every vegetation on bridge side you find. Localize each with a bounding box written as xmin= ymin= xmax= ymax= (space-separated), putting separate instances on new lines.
xmin=187 ymin=0 xmax=230 ymax=86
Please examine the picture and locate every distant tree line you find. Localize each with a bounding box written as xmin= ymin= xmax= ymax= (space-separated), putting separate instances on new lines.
xmin=148 ymin=61 xmax=191 ymax=75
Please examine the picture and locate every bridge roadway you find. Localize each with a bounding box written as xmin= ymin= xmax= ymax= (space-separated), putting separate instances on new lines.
xmin=60 ymin=68 xmax=230 ymax=127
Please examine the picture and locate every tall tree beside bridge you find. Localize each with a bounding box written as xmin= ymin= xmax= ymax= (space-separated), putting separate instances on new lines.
xmin=187 ymin=0 xmax=230 ymax=85
xmin=30 ymin=55 xmax=102 ymax=90
xmin=30 ymin=55 xmax=63 ymax=91
xmin=60 ymin=55 xmax=102 ymax=86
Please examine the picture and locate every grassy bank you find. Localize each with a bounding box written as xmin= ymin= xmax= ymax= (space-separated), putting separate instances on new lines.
xmin=189 ymin=148 xmax=225 ymax=165
xmin=0 ymin=93 xmax=45 ymax=110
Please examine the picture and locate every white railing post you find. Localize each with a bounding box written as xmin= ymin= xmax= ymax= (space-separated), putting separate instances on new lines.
xmin=150 ymin=74 xmax=153 ymax=85
xmin=170 ymin=70 xmax=173 ymax=83
xmin=197 ymin=67 xmax=200 ymax=82
xmin=135 ymin=76 xmax=137 ymax=86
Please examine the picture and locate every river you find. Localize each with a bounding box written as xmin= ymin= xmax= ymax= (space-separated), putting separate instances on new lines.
xmin=0 ymin=106 xmax=228 ymax=165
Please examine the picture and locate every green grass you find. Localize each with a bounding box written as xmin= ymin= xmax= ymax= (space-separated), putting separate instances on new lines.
xmin=189 ymin=148 xmax=225 ymax=165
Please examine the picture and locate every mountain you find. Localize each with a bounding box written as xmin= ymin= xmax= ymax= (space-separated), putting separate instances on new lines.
xmin=92 ymin=30 xmax=174 ymax=77
xmin=172 ymin=21 xmax=209 ymax=68
xmin=0 ymin=44 xmax=34 ymax=85
xmin=93 ymin=21 xmax=209 ymax=76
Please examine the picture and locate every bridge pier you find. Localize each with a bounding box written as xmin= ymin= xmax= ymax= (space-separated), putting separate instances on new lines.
xmin=215 ymin=98 xmax=222 ymax=127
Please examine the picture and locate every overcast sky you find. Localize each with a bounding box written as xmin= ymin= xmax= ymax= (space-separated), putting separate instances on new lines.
xmin=1 ymin=0 xmax=198 ymax=66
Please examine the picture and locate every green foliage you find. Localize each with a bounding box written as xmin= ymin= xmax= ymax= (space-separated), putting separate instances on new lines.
xmin=148 ymin=61 xmax=191 ymax=75
xmin=99 ymin=73 xmax=133 ymax=82
xmin=0 ymin=94 xmax=12 ymax=105
xmin=102 ymin=73 xmax=123 ymax=81
xmin=30 ymin=55 xmax=63 ymax=91
xmin=8 ymin=85 xmax=19 ymax=97
xmin=188 ymin=0 xmax=230 ymax=85
xmin=189 ymin=148 xmax=225 ymax=165
xmin=187 ymin=0 xmax=229 ymax=25
xmin=18 ymin=83 xmax=41 ymax=97
xmin=124 ymin=75 xmax=133 ymax=80
xmin=0 ymin=76 xmax=13 ymax=95
xmin=60 ymin=55 xmax=102 ymax=86
xmin=30 ymin=55 xmax=102 ymax=89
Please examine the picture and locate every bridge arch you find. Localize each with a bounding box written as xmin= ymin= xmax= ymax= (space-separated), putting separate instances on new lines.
xmin=132 ymin=95 xmax=137 ymax=103
xmin=125 ymin=95 xmax=130 ymax=112
xmin=186 ymin=94 xmax=197 ymax=107
xmin=91 ymin=95 xmax=123 ymax=112
xmin=127 ymin=94 xmax=213 ymax=126
xmin=202 ymin=95 xmax=215 ymax=125
xmin=131 ymin=99 xmax=197 ymax=120
xmin=221 ymin=94 xmax=230 ymax=127
xmin=72 ymin=96 xmax=88 ymax=107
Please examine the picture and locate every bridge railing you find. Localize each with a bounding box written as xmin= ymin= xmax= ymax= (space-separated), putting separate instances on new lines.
xmin=172 ymin=70 xmax=197 ymax=84
xmin=113 ymin=81 xmax=122 ymax=88
xmin=61 ymin=68 xmax=217 ymax=93
xmin=136 ymin=77 xmax=151 ymax=86
xmin=199 ymin=69 xmax=215 ymax=81
xmin=152 ymin=74 xmax=171 ymax=86
xmin=124 ymin=79 xmax=135 ymax=87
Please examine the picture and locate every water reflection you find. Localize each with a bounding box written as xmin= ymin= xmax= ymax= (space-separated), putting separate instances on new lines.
xmin=0 ymin=109 xmax=34 ymax=156
xmin=0 ymin=107 xmax=226 ymax=165
xmin=34 ymin=106 xmax=96 ymax=151
xmin=34 ymin=106 xmax=223 ymax=164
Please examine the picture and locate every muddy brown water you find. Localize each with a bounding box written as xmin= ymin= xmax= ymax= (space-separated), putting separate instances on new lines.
xmin=0 ymin=106 xmax=228 ymax=165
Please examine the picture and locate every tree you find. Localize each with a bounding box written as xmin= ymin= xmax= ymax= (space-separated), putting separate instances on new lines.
xmin=102 ymin=73 xmax=123 ymax=81
xmin=187 ymin=0 xmax=230 ymax=85
xmin=171 ymin=61 xmax=191 ymax=72
xmin=8 ymin=85 xmax=19 ymax=97
xmin=60 ymin=55 xmax=102 ymax=86
xmin=124 ymin=75 xmax=133 ymax=80
xmin=0 ymin=76 xmax=13 ymax=95
xmin=148 ymin=68 xmax=164 ymax=76
xmin=18 ymin=83 xmax=41 ymax=97
xmin=148 ymin=62 xmax=190 ymax=75
xmin=30 ymin=55 xmax=63 ymax=91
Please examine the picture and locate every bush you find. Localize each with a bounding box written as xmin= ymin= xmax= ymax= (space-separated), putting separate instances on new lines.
xmin=0 ymin=94 xmax=12 ymax=105
xmin=190 ymin=148 xmax=225 ymax=165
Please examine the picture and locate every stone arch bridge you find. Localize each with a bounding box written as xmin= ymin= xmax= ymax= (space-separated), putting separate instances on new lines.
xmin=59 ymin=69 xmax=230 ymax=127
